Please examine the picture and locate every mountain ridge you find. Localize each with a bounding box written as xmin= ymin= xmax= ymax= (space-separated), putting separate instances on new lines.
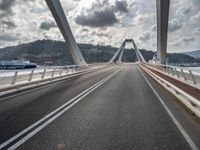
xmin=184 ymin=50 xmax=200 ymax=59
xmin=0 ymin=40 xmax=198 ymax=65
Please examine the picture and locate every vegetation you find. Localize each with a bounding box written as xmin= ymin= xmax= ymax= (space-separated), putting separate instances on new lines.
xmin=0 ymin=40 xmax=199 ymax=65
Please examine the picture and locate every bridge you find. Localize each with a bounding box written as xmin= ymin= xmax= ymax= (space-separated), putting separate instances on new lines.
xmin=0 ymin=0 xmax=200 ymax=150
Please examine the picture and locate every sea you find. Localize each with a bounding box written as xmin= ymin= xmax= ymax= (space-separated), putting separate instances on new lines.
xmin=180 ymin=67 xmax=200 ymax=76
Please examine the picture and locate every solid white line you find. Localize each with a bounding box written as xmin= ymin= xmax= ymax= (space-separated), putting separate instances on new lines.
xmin=8 ymin=68 xmax=121 ymax=150
xmin=0 ymin=68 xmax=122 ymax=150
xmin=7 ymin=68 xmax=121 ymax=150
xmin=138 ymin=67 xmax=198 ymax=150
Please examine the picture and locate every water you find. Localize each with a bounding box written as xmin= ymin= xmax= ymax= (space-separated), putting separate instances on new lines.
xmin=181 ymin=67 xmax=200 ymax=76
xmin=184 ymin=67 xmax=200 ymax=72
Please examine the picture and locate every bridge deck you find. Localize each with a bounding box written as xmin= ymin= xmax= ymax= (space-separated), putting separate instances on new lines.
xmin=0 ymin=64 xmax=199 ymax=149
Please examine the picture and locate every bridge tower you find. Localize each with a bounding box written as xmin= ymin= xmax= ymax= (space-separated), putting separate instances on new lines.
xmin=109 ymin=40 xmax=126 ymax=63
xmin=109 ymin=39 xmax=145 ymax=63
xmin=156 ymin=0 xmax=170 ymax=64
xmin=45 ymin=0 xmax=87 ymax=65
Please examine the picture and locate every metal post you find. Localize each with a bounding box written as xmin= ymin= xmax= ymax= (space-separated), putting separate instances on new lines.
xmin=170 ymin=67 xmax=174 ymax=76
xmin=29 ymin=70 xmax=34 ymax=81
xmin=11 ymin=71 xmax=18 ymax=85
xmin=42 ymin=69 xmax=47 ymax=79
xmin=174 ymin=68 xmax=179 ymax=78
xmin=72 ymin=66 xmax=75 ymax=73
xmin=164 ymin=66 xmax=167 ymax=73
xmin=74 ymin=66 xmax=77 ymax=72
xmin=59 ymin=69 xmax=63 ymax=76
xmin=51 ymin=68 xmax=56 ymax=77
xmin=189 ymin=70 xmax=197 ymax=84
xmin=160 ymin=66 xmax=163 ymax=72
xmin=181 ymin=69 xmax=187 ymax=81
xmin=66 ymin=67 xmax=69 ymax=74
xmin=166 ymin=67 xmax=170 ymax=75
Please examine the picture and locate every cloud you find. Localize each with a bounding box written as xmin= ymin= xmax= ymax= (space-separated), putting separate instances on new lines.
xmin=194 ymin=27 xmax=200 ymax=34
xmin=151 ymin=24 xmax=157 ymax=31
xmin=91 ymin=31 xmax=108 ymax=37
xmin=0 ymin=0 xmax=16 ymax=17
xmin=74 ymin=0 xmax=131 ymax=28
xmin=139 ymin=32 xmax=150 ymax=41
xmin=191 ymin=12 xmax=200 ymax=22
xmin=182 ymin=37 xmax=195 ymax=44
xmin=75 ymin=8 xmax=118 ymax=27
xmin=171 ymin=41 xmax=182 ymax=47
xmin=152 ymin=19 xmax=183 ymax=33
xmin=115 ymin=0 xmax=128 ymax=13
xmin=133 ymin=13 xmax=147 ymax=24
xmin=0 ymin=34 xmax=18 ymax=41
xmin=0 ymin=0 xmax=199 ymax=52
xmin=80 ymin=28 xmax=89 ymax=33
xmin=0 ymin=0 xmax=16 ymax=11
xmin=191 ymin=0 xmax=200 ymax=9
xmin=181 ymin=6 xmax=191 ymax=14
xmin=40 ymin=21 xmax=57 ymax=30
xmin=168 ymin=19 xmax=183 ymax=32
xmin=1 ymin=20 xmax=17 ymax=28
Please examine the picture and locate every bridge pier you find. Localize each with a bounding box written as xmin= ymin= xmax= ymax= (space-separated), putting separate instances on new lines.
xmin=117 ymin=47 xmax=125 ymax=63
xmin=45 ymin=0 xmax=86 ymax=65
xmin=109 ymin=40 xmax=126 ymax=63
xmin=156 ymin=0 xmax=170 ymax=64
xmin=132 ymin=40 xmax=146 ymax=62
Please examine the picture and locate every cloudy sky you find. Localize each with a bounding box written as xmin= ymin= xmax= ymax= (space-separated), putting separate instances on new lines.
xmin=0 ymin=0 xmax=200 ymax=52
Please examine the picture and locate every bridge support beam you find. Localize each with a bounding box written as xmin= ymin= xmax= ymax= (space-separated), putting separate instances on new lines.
xmin=45 ymin=0 xmax=86 ymax=65
xmin=156 ymin=0 xmax=170 ymax=64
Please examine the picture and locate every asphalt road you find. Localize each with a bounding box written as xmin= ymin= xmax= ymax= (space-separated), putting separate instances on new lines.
xmin=0 ymin=64 xmax=199 ymax=150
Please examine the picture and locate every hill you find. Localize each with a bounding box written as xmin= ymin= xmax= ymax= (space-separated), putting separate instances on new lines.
xmin=0 ymin=40 xmax=198 ymax=65
xmin=185 ymin=50 xmax=200 ymax=59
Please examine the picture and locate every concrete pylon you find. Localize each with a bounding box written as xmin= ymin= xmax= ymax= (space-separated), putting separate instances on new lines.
xmin=156 ymin=0 xmax=170 ymax=64
xmin=132 ymin=40 xmax=146 ymax=62
xmin=109 ymin=40 xmax=126 ymax=63
xmin=45 ymin=0 xmax=86 ymax=65
xmin=117 ymin=47 xmax=125 ymax=63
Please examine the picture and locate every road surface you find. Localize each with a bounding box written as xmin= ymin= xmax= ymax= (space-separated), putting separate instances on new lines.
xmin=0 ymin=64 xmax=199 ymax=150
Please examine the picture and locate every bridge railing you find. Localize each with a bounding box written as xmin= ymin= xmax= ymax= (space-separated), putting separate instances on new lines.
xmin=139 ymin=62 xmax=200 ymax=117
xmin=147 ymin=63 xmax=200 ymax=86
xmin=0 ymin=63 xmax=110 ymax=90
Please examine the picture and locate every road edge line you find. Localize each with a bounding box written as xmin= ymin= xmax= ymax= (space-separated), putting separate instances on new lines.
xmin=137 ymin=66 xmax=198 ymax=150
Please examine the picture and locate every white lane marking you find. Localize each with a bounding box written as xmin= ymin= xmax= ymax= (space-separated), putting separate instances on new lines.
xmin=0 ymin=66 xmax=115 ymax=101
xmin=0 ymin=68 xmax=122 ymax=150
xmin=138 ymin=67 xmax=199 ymax=150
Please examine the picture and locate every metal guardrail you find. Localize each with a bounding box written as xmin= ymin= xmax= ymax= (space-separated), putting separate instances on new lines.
xmin=0 ymin=63 xmax=109 ymax=87
xmin=140 ymin=63 xmax=200 ymax=117
xmin=147 ymin=63 xmax=200 ymax=86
